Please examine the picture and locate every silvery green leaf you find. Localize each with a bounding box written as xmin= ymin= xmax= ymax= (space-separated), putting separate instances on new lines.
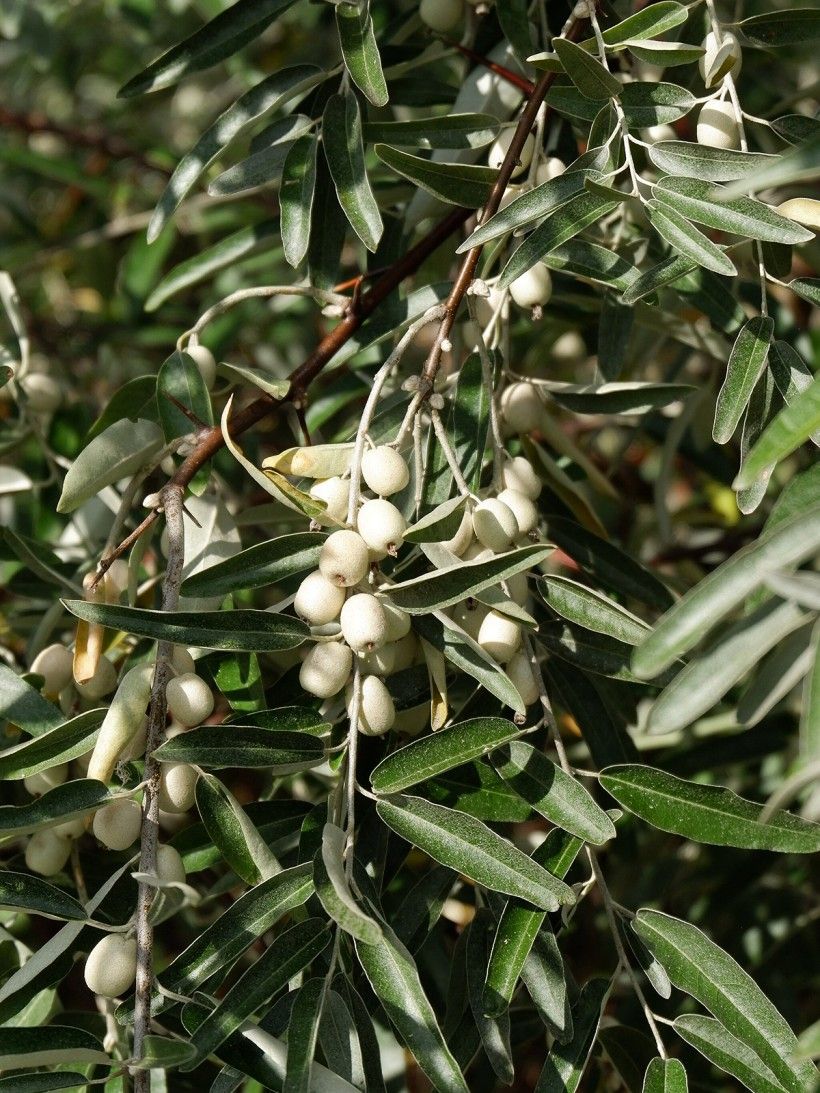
xmin=57 ymin=418 xmax=163 ymax=514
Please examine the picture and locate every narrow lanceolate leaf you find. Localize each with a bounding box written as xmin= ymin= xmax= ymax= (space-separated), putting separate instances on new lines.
xmin=633 ymin=911 xmax=818 ymax=1093
xmin=543 ymin=239 xmax=639 ymax=290
xmin=356 ymin=926 xmax=469 ymax=1093
xmin=0 ymin=666 xmax=66 ymax=738
xmin=620 ymin=82 xmax=696 ymax=127
xmin=180 ymin=532 xmax=325 ymax=597
xmin=625 ymin=40 xmax=705 ymax=66
xmin=280 ymin=134 xmax=318 ymax=268
xmin=713 ymin=316 xmax=774 ymax=444
xmin=314 ymin=824 xmax=382 ymax=944
xmin=674 ymin=1014 xmax=791 ymax=1093
xmin=0 ymin=873 xmax=87 ymax=922
xmin=147 ymin=65 xmax=323 ymax=240
xmin=375 ymin=145 xmax=496 ymax=208
xmin=0 ymin=709 xmax=104 ymax=780
xmin=376 ymin=795 xmax=574 ymax=910
xmin=148 ymin=864 xmax=313 ymax=1011
xmin=654 ymin=177 xmax=814 ymax=244
xmin=621 ymin=254 xmax=695 ymax=304
xmin=185 ymin=919 xmax=330 ymax=1067
xmin=62 ymin=600 xmax=309 ymax=653
xmin=600 ymin=765 xmax=820 ymax=852
xmin=467 ymin=912 xmax=514 ymax=1085
xmin=323 ymin=92 xmax=383 ymax=252
xmin=208 ymin=115 xmax=312 ymax=195
xmin=0 ymin=1027 xmax=109 ymax=1069
xmin=157 ymin=350 xmax=213 ymax=442
xmin=540 ymin=576 xmax=650 ymax=645
xmin=643 ymin=1058 xmax=688 ymax=1093
xmin=493 ymin=742 xmax=616 ymax=844
xmin=337 ymin=3 xmax=387 ymax=107
xmin=56 ymin=418 xmax=163 ymax=513
xmin=648 ymin=142 xmax=778 ymax=183
xmin=734 ymin=376 xmax=820 ymax=490
xmin=535 ymin=978 xmax=611 ymax=1092
xmin=362 ymin=114 xmax=499 ymax=150
xmin=599 ymin=2 xmax=688 ymax=45
xmin=546 ymin=381 xmax=690 ymax=416
xmin=371 ymin=718 xmax=521 ymax=795
xmin=156 ymin=725 xmax=323 ymax=771
xmin=646 ymin=597 xmax=807 ymax=733
xmin=405 ymin=495 xmax=467 ymax=544
xmin=119 ymin=0 xmax=299 ymax=97
xmin=499 ymin=192 xmax=621 ymax=288
xmin=646 ymin=200 xmax=737 ymax=277
xmin=554 ymin=37 xmax=623 ymax=100
xmin=537 ymin=621 xmax=662 ymax=685
xmin=737 ymin=9 xmax=820 ymax=47
xmin=0 ymin=779 xmax=114 ymax=837
xmin=521 ymin=932 xmax=573 ymax=1039
xmin=285 ymin=978 xmax=326 ymax=1093
xmin=632 ymin=504 xmax=820 ymax=678
xmin=196 ymin=774 xmax=280 ymax=884
xmin=383 ymin=544 xmax=550 ymax=614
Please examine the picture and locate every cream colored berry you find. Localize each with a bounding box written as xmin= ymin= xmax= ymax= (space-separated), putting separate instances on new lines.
xmin=171 ymin=646 xmax=196 ymax=675
xmin=420 ymin=0 xmax=463 ymax=32
xmin=184 ymin=344 xmax=217 ymax=390
xmin=643 ymin=124 xmax=677 ymax=144
xmin=777 ymin=198 xmax=820 ymax=231
xmin=355 ymin=675 xmax=396 ymax=737
xmin=294 ymin=570 xmax=347 ymax=625
xmin=31 ymin=644 xmax=73 ymax=695
xmin=166 ymin=673 xmax=214 ymax=728
xmin=310 ymin=477 xmax=350 ymax=523
xmin=340 ymin=593 xmax=388 ymax=654
xmin=84 ymin=934 xmax=137 ymax=998
xmin=534 ymin=157 xmax=566 ymax=185
xmin=25 ymin=830 xmax=72 ymax=876
xmin=300 ymin=641 xmax=353 ymax=698
xmin=497 ymin=487 xmax=539 ymax=535
xmin=359 ymin=643 xmax=396 ymax=676
xmin=473 ymin=498 xmax=519 ymax=553
xmin=158 ymin=763 xmax=197 ymax=814
xmin=438 ymin=509 xmax=474 ymax=556
xmin=157 ymin=844 xmax=187 ymax=886
xmin=699 ymin=30 xmax=741 ymax=87
xmin=24 ymin=763 xmax=69 ymax=797
xmin=357 ymin=499 xmax=407 ymax=559
xmin=75 ymin=655 xmax=118 ymax=701
xmin=488 ymin=130 xmax=535 ymax=179
xmin=361 ymin=447 xmax=409 ymax=497
xmin=383 ymin=601 xmax=411 ymax=643
xmin=500 ymin=382 xmax=544 ymax=433
xmin=505 ymin=570 xmax=529 ymax=606
xmin=92 ymin=798 xmax=142 ymax=850
xmin=451 ymin=600 xmax=488 ymax=641
xmin=474 ymin=286 xmax=508 ymax=328
xmin=54 ymin=817 xmax=86 ymax=839
xmin=462 ymin=538 xmax=493 ymax=562
xmin=319 ymin=530 xmax=370 ymax=588
xmin=477 ymin=610 xmax=522 ymax=663
xmin=86 ymin=664 xmax=153 ymax=784
xmin=697 ymin=101 xmax=739 ymax=150
xmin=551 ymin=331 xmax=586 ymax=367
xmin=502 ymin=455 xmax=541 ymax=500
xmin=394 ymin=704 xmax=429 ymax=737
xmin=20 ymin=373 xmax=62 ymax=414
xmin=509 ymin=263 xmax=552 ymax=310
xmin=507 ymin=648 xmax=540 ymax=705
xmin=391 ymin=632 xmax=420 ymax=673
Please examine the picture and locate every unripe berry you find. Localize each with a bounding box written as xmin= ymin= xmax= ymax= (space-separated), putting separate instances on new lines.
xmin=534 ymin=157 xmax=566 ymax=185
xmin=86 ymin=664 xmax=153 ymax=784
xmin=697 ymin=101 xmax=739 ymax=150
xmin=551 ymin=331 xmax=587 ymax=367
xmin=25 ymin=830 xmax=72 ymax=876
xmin=54 ymin=817 xmax=86 ymax=839
xmin=474 ymin=286 xmax=508 ymax=328
xmin=420 ymin=0 xmax=463 ymax=32
xmin=477 ymin=610 xmax=522 ymax=663
xmin=92 ymin=798 xmax=142 ymax=850
xmin=462 ymin=538 xmax=493 ymax=562
xmin=357 ymin=498 xmax=407 ymax=559
xmin=438 ymin=509 xmax=474 ymax=556
xmin=699 ymin=30 xmax=741 ymax=87
xmin=498 ymin=184 xmax=525 ymax=211
xmin=354 ymin=675 xmax=396 ymax=736
xmin=31 ymin=644 xmax=73 ymax=695
xmin=171 ymin=646 xmax=196 ymax=676
xmin=642 ymin=124 xmax=677 ymax=144
xmin=184 ymin=344 xmax=217 ymax=390
xmin=310 ymin=477 xmax=350 ymax=523
xmin=507 ymin=648 xmax=540 ymax=705
xmin=300 ymin=642 xmax=353 ymax=698
xmin=158 ymin=763 xmax=197 ymax=814
xmin=488 ymin=130 xmax=535 ymax=179
xmin=166 ymin=672 xmax=214 ymax=728
xmin=75 ymin=655 xmax=118 ymax=701
xmin=20 ymin=373 xmax=62 ymax=414
xmin=509 ymin=263 xmax=552 ymax=310
xmin=24 ymin=763 xmax=69 ymax=797
xmin=382 ymin=602 xmax=411 ymax=643
xmin=359 ymin=643 xmax=396 ymax=676
xmin=157 ymin=844 xmax=187 ymax=886
xmin=502 ymin=455 xmax=541 ymax=500
xmin=84 ymin=934 xmax=137 ymax=998
xmin=473 ymin=498 xmax=519 ymax=553
xmin=500 ymin=382 xmax=544 ymax=433
xmin=391 ymin=632 xmax=420 ymax=673
xmin=361 ymin=447 xmax=409 ymax=497
xmin=451 ymin=600 xmax=489 ymax=641
xmin=394 ymin=703 xmax=429 ymax=737
xmin=497 ymin=487 xmax=539 ymax=535
xmin=319 ymin=530 xmax=370 ymax=587
xmin=294 ymin=570 xmax=347 ymax=625
xmin=340 ymin=593 xmax=388 ymax=654
xmin=777 ymin=198 xmax=820 ymax=231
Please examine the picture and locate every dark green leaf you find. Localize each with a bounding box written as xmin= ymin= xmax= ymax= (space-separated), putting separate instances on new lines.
xmin=0 ymin=709 xmax=104 ymax=780
xmin=713 ymin=316 xmax=774 ymax=444
xmin=620 ymin=82 xmax=696 ymax=127
xmin=375 ymin=145 xmax=496 ymax=208
xmin=337 ymin=4 xmax=388 ymax=107
xmin=86 ymin=374 xmax=158 ymax=437
xmin=157 ymin=350 xmax=213 ymax=442
xmin=646 ymin=200 xmax=737 ymax=277
xmin=63 ymin=600 xmax=309 ymax=652
xmin=280 ymin=135 xmax=319 ymax=268
xmin=208 ymin=115 xmax=311 ymax=195
xmin=535 ymin=978 xmax=610 ymax=1092
xmin=737 ymin=9 xmax=820 ymax=47
xmin=540 ymin=575 xmax=651 ymax=644
xmin=790 ymin=277 xmax=820 ymax=307
xmin=324 ymin=92 xmax=383 ymax=251
xmin=543 ymin=239 xmax=639 ymax=291
xmin=0 ymin=779 xmax=115 ymax=837
xmin=554 ymin=37 xmax=623 ymax=100
xmin=0 ymin=666 xmax=64 ymax=738
xmin=284 ymin=978 xmax=326 ymax=1093
xmin=195 ymin=773 xmax=280 ymax=883
xmin=427 ymin=760 xmax=533 ymax=823
xmin=314 ymin=823 xmax=382 ymax=944
xmin=156 ymin=725 xmax=323 ymax=770
xmin=654 ymin=177 xmax=813 ymax=244
xmin=643 ymin=1058 xmax=688 ymax=1093
xmin=404 ymin=495 xmax=468 ymax=544
xmin=467 ymin=911 xmax=514 ymax=1084
xmin=674 ymin=1014 xmax=791 ymax=1093
xmin=180 ymin=531 xmax=325 ymax=597
xmin=0 ymin=873 xmax=87 ymax=921
xmin=56 ymin=418 xmax=164 ymax=514
xmin=599 ymin=3 xmax=689 ymax=45
xmin=363 ymin=113 xmax=499 ymax=150
xmin=648 ymin=142 xmax=778 ymax=183
xmin=0 ymin=1026 xmax=108 ymax=1068
xmin=537 ymin=620 xmax=662 ymax=684
xmin=734 ymin=376 xmax=820 ymax=489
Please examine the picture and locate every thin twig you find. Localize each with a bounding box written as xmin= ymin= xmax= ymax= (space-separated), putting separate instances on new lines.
xmin=131 ymin=485 xmax=185 ymax=1091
